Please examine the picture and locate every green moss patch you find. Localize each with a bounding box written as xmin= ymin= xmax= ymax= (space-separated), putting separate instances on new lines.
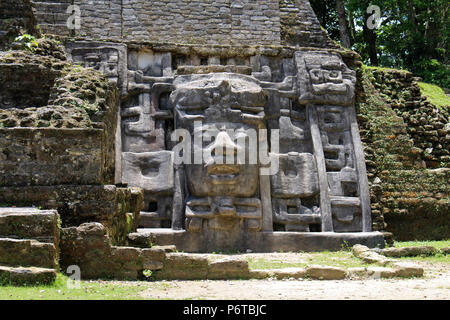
xmin=418 ymin=82 xmax=450 ymax=110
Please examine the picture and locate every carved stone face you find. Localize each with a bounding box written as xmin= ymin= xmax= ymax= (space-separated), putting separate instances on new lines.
xmin=186 ymin=122 xmax=259 ymax=197
xmin=296 ymin=52 xmax=356 ymax=105
xmin=170 ymin=73 xmax=267 ymax=199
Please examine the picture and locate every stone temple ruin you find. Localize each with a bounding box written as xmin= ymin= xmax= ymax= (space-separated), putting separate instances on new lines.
xmin=0 ymin=0 xmax=385 ymax=274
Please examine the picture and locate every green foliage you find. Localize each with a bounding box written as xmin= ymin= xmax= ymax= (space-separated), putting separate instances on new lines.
xmin=394 ymin=240 xmax=450 ymax=250
xmin=14 ymin=34 xmax=39 ymax=53
xmin=414 ymin=60 xmax=450 ymax=89
xmin=315 ymin=0 xmax=449 ymax=88
xmin=418 ymin=82 xmax=450 ymax=109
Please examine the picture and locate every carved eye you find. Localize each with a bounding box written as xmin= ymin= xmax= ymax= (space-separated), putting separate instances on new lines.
xmin=329 ymin=71 xmax=339 ymax=78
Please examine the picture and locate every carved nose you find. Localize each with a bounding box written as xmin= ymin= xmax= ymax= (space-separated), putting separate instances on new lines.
xmin=214 ymin=131 xmax=239 ymax=154
xmin=205 ymin=131 xmax=241 ymax=166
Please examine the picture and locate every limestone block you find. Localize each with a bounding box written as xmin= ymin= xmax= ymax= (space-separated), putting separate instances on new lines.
xmin=381 ymin=246 xmax=439 ymax=258
xmin=367 ymin=267 xmax=397 ymax=279
xmin=0 ymin=238 xmax=57 ymax=269
xmin=122 ymin=151 xmax=174 ymax=193
xmin=248 ymin=269 xmax=273 ymax=279
xmin=0 ymin=208 xmax=59 ymax=243
xmin=392 ymin=262 xmax=424 ymax=278
xmin=207 ymin=258 xmax=250 ymax=280
xmin=0 ymin=266 xmax=56 ymax=286
xmin=305 ymin=266 xmax=346 ymax=280
xmin=141 ymin=247 xmax=167 ymax=263
xmin=271 ymin=268 xmax=306 ymax=280
xmin=153 ymin=253 xmax=209 ymax=280
xmin=346 ymin=267 xmax=368 ymax=279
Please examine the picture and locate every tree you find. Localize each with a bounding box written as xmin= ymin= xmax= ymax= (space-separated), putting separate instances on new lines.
xmin=336 ymin=0 xmax=351 ymax=48
xmin=312 ymin=0 xmax=449 ymax=87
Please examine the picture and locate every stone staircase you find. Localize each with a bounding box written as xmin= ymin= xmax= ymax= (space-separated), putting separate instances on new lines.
xmin=128 ymin=228 xmax=184 ymax=248
xmin=0 ymin=208 xmax=59 ymax=285
xmin=31 ymin=0 xmax=72 ymax=36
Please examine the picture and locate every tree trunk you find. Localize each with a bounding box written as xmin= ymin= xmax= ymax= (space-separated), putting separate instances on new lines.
xmin=348 ymin=9 xmax=356 ymax=45
xmin=336 ymin=0 xmax=351 ymax=48
xmin=363 ymin=11 xmax=379 ymax=66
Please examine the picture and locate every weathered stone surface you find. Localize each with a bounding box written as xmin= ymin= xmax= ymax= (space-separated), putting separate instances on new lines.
xmin=352 ymin=244 xmax=371 ymax=256
xmin=60 ymin=223 xmax=134 ymax=280
xmin=152 ymin=245 xmax=178 ymax=253
xmin=305 ymin=266 xmax=346 ymax=280
xmin=0 ymin=46 xmax=119 ymax=185
xmin=207 ymin=258 xmax=250 ymax=280
xmin=153 ymin=253 xmax=209 ymax=280
xmin=127 ymin=230 xmax=155 ymax=248
xmin=134 ymin=228 xmax=385 ymax=253
xmin=0 ymin=0 xmax=39 ymax=50
xmin=143 ymin=260 xmax=164 ymax=271
xmin=0 ymin=128 xmax=109 ymax=186
xmin=0 ymin=208 xmax=59 ymax=244
xmin=392 ymin=262 xmax=424 ymax=278
xmin=280 ymin=0 xmax=337 ymax=48
xmin=0 ymin=185 xmax=143 ymax=245
xmin=381 ymin=246 xmax=439 ymax=258
xmin=346 ymin=267 xmax=368 ymax=279
xmin=141 ymin=247 xmax=167 ymax=263
xmin=441 ymin=247 xmax=450 ymax=255
xmin=59 ymin=223 xmax=172 ymax=279
xmin=0 ymin=238 xmax=56 ymax=269
xmin=367 ymin=267 xmax=397 ymax=279
xmin=271 ymin=268 xmax=306 ymax=280
xmin=352 ymin=244 xmax=392 ymax=266
xmin=0 ymin=265 xmax=56 ymax=286
xmin=248 ymin=269 xmax=273 ymax=279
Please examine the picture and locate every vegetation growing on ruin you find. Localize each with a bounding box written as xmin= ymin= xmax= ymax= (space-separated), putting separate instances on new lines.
xmin=418 ymin=82 xmax=450 ymax=110
xmin=0 ymin=37 xmax=117 ymax=129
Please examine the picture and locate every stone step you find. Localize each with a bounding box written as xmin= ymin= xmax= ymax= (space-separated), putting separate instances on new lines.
xmin=0 ymin=238 xmax=57 ymax=269
xmin=0 ymin=208 xmax=59 ymax=243
xmin=128 ymin=228 xmax=183 ymax=248
xmin=0 ymin=265 xmax=56 ymax=286
xmin=138 ymin=212 xmax=170 ymax=228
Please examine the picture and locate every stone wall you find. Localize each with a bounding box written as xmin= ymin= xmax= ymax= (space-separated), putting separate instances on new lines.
xmin=32 ymin=0 xmax=72 ymax=36
xmin=356 ymin=66 xmax=449 ymax=241
xmin=370 ymin=68 xmax=449 ymax=168
xmin=60 ymin=223 xmax=165 ymax=280
xmin=0 ymin=42 xmax=119 ymax=185
xmin=0 ymin=0 xmax=38 ymax=49
xmin=30 ymin=0 xmax=335 ymax=48
xmin=280 ymin=0 xmax=337 ymax=48
xmin=0 ymin=39 xmax=143 ymax=245
xmin=0 ymin=128 xmax=108 ymax=186
xmin=0 ymin=185 xmax=143 ymax=245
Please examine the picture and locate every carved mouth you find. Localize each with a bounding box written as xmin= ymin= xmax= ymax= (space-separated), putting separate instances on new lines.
xmin=312 ymin=83 xmax=347 ymax=95
xmin=207 ymin=165 xmax=240 ymax=183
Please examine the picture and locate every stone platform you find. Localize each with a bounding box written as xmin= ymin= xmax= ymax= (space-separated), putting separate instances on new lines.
xmin=129 ymin=229 xmax=385 ymax=253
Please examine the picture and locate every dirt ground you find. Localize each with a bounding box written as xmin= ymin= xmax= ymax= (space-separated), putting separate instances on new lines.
xmin=140 ymin=255 xmax=450 ymax=300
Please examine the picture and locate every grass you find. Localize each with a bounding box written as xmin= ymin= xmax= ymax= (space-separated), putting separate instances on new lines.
xmin=418 ymin=82 xmax=450 ymax=109
xmin=397 ymin=254 xmax=450 ymax=264
xmin=393 ymin=240 xmax=450 ymax=263
xmin=0 ymin=274 xmax=151 ymax=300
xmin=363 ymin=65 xmax=409 ymax=73
xmin=394 ymin=240 xmax=450 ymax=250
xmin=247 ymin=251 xmax=370 ymax=270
